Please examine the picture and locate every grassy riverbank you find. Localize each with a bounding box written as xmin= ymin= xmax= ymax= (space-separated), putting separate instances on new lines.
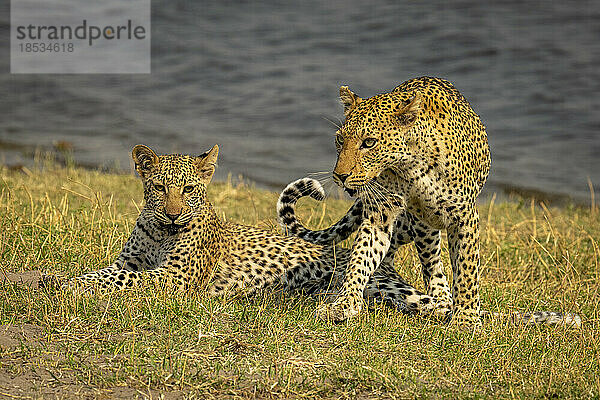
xmin=0 ymin=163 xmax=598 ymax=399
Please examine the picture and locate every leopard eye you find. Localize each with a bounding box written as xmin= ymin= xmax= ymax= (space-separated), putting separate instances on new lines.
xmin=153 ymin=183 xmax=166 ymax=193
xmin=361 ymin=138 xmax=377 ymax=149
xmin=335 ymin=134 xmax=344 ymax=147
xmin=183 ymin=185 xmax=195 ymax=194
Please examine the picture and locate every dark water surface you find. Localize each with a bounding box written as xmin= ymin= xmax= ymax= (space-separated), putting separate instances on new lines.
xmin=2 ymin=1 xmax=599 ymax=202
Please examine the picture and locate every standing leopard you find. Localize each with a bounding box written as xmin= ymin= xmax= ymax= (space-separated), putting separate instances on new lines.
xmin=278 ymin=76 xmax=494 ymax=328
xmin=278 ymin=177 xmax=580 ymax=327
xmin=68 ymin=144 xmax=579 ymax=327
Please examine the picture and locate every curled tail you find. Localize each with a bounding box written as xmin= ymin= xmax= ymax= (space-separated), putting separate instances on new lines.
xmin=277 ymin=178 xmax=363 ymax=244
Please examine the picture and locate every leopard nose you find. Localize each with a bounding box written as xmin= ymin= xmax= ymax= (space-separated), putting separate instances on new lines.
xmin=166 ymin=212 xmax=180 ymax=222
xmin=333 ymin=172 xmax=350 ymax=184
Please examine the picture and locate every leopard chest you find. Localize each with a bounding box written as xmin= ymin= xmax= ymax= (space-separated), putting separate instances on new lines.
xmin=378 ymin=167 xmax=454 ymax=230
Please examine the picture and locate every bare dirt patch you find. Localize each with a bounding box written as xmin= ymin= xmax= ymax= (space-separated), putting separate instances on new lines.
xmin=0 ymin=270 xmax=46 ymax=290
xmin=0 ymin=323 xmax=59 ymax=398
xmin=0 ymin=323 xmax=46 ymax=352
xmin=1 ymin=270 xmax=64 ymax=294
xmin=0 ymin=324 xmax=184 ymax=399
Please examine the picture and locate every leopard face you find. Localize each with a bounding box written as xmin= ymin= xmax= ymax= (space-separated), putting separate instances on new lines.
xmin=132 ymin=144 xmax=218 ymax=233
xmin=333 ymin=87 xmax=422 ymax=193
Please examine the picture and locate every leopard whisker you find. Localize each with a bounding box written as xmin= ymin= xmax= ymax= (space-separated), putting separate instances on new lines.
xmin=364 ymin=183 xmax=391 ymax=223
xmin=371 ymin=179 xmax=403 ymax=205
xmin=361 ymin=184 xmax=386 ymax=220
xmin=366 ymin=181 xmax=392 ymax=209
xmin=307 ymin=171 xmax=333 ymax=177
xmin=322 ymin=116 xmax=342 ymax=130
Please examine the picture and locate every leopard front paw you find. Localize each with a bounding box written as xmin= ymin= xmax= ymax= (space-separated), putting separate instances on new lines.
xmin=428 ymin=286 xmax=452 ymax=315
xmin=315 ymin=297 xmax=362 ymax=322
xmin=431 ymin=298 xmax=453 ymax=319
xmin=417 ymin=296 xmax=452 ymax=321
xmin=450 ymin=310 xmax=483 ymax=330
xmin=427 ymin=306 xmax=451 ymax=323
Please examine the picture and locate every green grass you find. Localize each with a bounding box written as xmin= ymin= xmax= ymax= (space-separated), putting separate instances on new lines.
xmin=0 ymin=163 xmax=598 ymax=399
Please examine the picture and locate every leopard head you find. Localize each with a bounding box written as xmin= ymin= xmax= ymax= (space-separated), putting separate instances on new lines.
xmin=132 ymin=144 xmax=219 ymax=233
xmin=333 ymin=86 xmax=422 ymax=195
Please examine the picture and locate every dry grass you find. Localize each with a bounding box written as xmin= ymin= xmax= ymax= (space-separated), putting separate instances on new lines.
xmin=0 ymin=163 xmax=598 ymax=399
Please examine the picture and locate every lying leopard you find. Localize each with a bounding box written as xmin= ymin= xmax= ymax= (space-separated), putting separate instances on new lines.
xmin=279 ymin=76 xmax=580 ymax=328
xmin=69 ymin=144 xmax=434 ymax=311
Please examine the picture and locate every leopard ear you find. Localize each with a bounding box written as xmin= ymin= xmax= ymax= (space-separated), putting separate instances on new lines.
xmin=195 ymin=144 xmax=219 ymax=183
xmin=394 ymin=92 xmax=422 ymax=126
xmin=132 ymin=144 xmax=159 ymax=178
xmin=340 ymin=86 xmax=362 ymax=117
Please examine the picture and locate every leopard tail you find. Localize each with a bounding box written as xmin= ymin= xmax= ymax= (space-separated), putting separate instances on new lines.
xmin=480 ymin=310 xmax=581 ymax=328
xmin=277 ymin=177 xmax=363 ymax=244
